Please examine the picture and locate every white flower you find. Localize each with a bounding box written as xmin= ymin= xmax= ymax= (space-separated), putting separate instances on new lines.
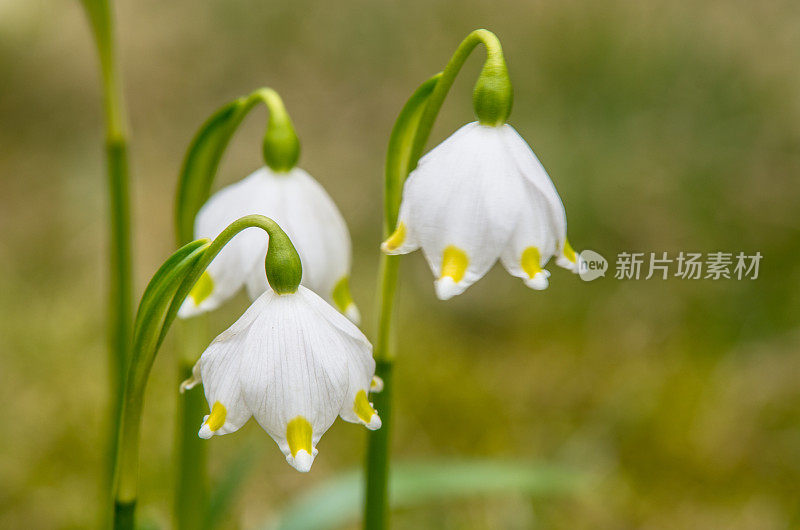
xmin=178 ymin=167 xmax=359 ymax=322
xmin=382 ymin=121 xmax=580 ymax=299
xmin=180 ymin=286 xmax=380 ymax=472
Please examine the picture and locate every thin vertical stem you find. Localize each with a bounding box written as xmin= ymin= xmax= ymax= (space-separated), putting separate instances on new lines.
xmin=79 ymin=0 xmax=133 ymax=521
xmin=107 ymin=136 xmax=132 ymax=522
xmin=363 ymin=74 xmax=439 ymax=529
xmin=363 ymin=29 xmax=508 ymax=529
xmin=175 ymin=317 xmax=210 ymax=530
xmin=363 ymin=255 xmax=399 ymax=529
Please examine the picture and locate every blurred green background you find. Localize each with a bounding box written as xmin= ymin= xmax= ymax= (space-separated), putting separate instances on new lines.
xmin=1 ymin=0 xmax=799 ymax=527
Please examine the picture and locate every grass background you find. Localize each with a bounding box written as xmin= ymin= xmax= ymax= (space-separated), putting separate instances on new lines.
xmin=1 ymin=0 xmax=799 ymax=527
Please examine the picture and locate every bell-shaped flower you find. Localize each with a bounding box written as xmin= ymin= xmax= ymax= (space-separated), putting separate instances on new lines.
xmin=181 ymin=285 xmax=381 ymax=472
xmin=178 ymin=166 xmax=359 ymax=322
xmin=382 ymin=121 xmax=581 ymax=300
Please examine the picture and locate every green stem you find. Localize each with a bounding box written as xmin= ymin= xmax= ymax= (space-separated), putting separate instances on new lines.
xmin=363 ymin=256 xmax=398 ymax=529
xmin=364 ymin=75 xmax=438 ymax=529
xmin=410 ymin=29 xmax=508 ymax=165
xmin=174 ymin=87 xmax=299 ymax=243
xmin=113 ymin=216 xmax=300 ymax=530
xmin=172 ymin=87 xmax=298 ymax=528
xmin=174 ymin=317 xmax=210 ymax=530
xmin=115 ymin=242 xmax=208 ymax=530
xmin=364 ymin=29 xmax=509 ymax=530
xmin=79 ymin=0 xmax=133 ymax=522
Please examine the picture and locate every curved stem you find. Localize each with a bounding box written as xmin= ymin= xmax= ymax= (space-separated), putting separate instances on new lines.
xmin=364 ymin=30 xmax=508 ymax=530
xmin=172 ymin=88 xmax=298 ymax=528
xmin=410 ymin=29 xmax=507 ymax=166
xmin=115 ymin=242 xmax=208 ymax=527
xmin=174 ymin=87 xmax=299 ymax=243
xmin=113 ymin=216 xmax=300 ymax=530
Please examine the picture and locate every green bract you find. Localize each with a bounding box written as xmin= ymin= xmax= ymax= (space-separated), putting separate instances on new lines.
xmin=263 ymin=221 xmax=303 ymax=294
xmin=259 ymin=88 xmax=301 ymax=172
xmin=473 ymin=51 xmax=513 ymax=126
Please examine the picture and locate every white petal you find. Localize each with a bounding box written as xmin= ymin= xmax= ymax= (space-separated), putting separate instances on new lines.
xmin=434 ymin=276 xmax=465 ymax=300
xmin=241 ymin=168 xmax=354 ymax=310
xmin=193 ymin=286 xmax=376 ymax=470
xmin=298 ymin=289 xmax=376 ymax=430
xmin=370 ymin=376 xmax=384 ymax=393
xmin=499 ymin=124 xmax=577 ymax=269
xmin=500 ymin=182 xmax=559 ymax=289
xmin=300 ymin=290 xmax=375 ymax=430
xmin=400 ymin=122 xmax=526 ymax=297
xmin=381 ymin=198 xmax=420 ymax=255
xmin=525 ymin=271 xmax=550 ymax=290
xmin=287 ymin=170 xmax=352 ymax=299
xmin=245 ymin=262 xmax=269 ymax=301
xmin=178 ymin=170 xmax=273 ymax=318
xmin=238 ymin=289 xmax=353 ymax=461
xmin=192 ymin=297 xmax=266 ymax=437
xmin=287 ymin=448 xmax=317 ymax=473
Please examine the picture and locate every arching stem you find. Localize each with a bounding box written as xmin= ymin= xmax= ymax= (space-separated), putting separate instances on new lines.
xmin=113 ymin=216 xmax=300 ymax=530
xmin=364 ymin=29 xmax=511 ymax=530
xmin=172 ymin=89 xmax=300 ymax=529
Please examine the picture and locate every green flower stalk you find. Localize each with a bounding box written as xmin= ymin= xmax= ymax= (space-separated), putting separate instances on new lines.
xmin=365 ymin=29 xmax=578 ymax=529
xmin=382 ymin=29 xmax=581 ymax=300
xmin=174 ymin=88 xmax=359 ymax=320
xmin=78 ymin=0 xmax=133 ymax=519
xmin=113 ymin=215 xmax=302 ymax=530
xmin=173 ymin=88 xmax=360 ymax=527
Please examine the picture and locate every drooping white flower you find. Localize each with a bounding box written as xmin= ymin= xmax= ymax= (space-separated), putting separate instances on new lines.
xmin=180 ymin=285 xmax=380 ymax=472
xmin=382 ymin=121 xmax=581 ymax=299
xmin=178 ymin=167 xmax=359 ymax=322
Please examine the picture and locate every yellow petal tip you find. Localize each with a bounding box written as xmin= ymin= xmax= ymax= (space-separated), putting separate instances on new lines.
xmin=370 ymin=376 xmax=384 ymax=393
xmin=562 ymin=239 xmax=577 ymax=264
xmin=354 ymin=390 xmax=381 ymax=430
xmin=440 ymin=245 xmax=468 ymax=283
xmin=521 ymin=246 xmax=549 ymax=289
xmin=286 ymin=416 xmax=313 ymax=457
xmin=198 ymin=401 xmax=226 ymax=438
xmin=381 ymin=223 xmax=406 ymax=253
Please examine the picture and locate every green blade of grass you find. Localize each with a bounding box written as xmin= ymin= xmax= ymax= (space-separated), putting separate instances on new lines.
xmin=270 ymin=460 xmax=583 ymax=530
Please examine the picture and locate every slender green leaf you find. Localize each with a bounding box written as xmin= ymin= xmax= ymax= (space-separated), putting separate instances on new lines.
xmin=271 ymin=460 xmax=583 ymax=530
xmin=128 ymin=242 xmax=207 ymax=397
xmin=174 ymin=100 xmax=249 ymax=244
xmin=132 ymin=239 xmax=207 ymax=339
xmin=383 ymin=74 xmax=440 ymax=231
